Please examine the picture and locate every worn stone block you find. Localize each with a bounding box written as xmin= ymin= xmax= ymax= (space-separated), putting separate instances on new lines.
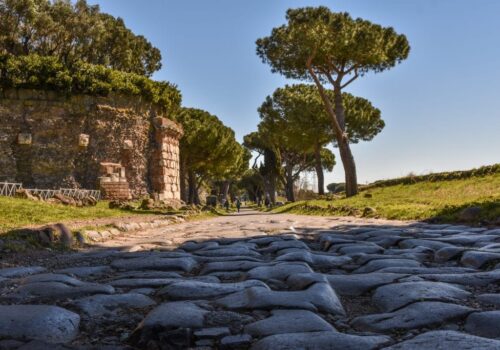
xmin=78 ymin=133 xmax=89 ymax=147
xmin=18 ymin=133 xmax=32 ymax=145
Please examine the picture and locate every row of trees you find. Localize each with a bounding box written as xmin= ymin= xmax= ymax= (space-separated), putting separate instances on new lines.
xmin=177 ymin=108 xmax=250 ymax=205
xmin=0 ymin=0 xmax=161 ymax=76
xmin=243 ymin=84 xmax=384 ymax=202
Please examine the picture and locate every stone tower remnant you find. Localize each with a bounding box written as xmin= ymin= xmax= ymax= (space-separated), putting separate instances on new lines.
xmin=151 ymin=117 xmax=184 ymax=204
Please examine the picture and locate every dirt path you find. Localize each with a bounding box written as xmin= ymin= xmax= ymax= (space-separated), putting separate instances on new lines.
xmin=96 ymin=207 xmax=412 ymax=251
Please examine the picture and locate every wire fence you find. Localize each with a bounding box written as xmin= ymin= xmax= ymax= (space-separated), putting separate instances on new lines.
xmin=0 ymin=182 xmax=101 ymax=201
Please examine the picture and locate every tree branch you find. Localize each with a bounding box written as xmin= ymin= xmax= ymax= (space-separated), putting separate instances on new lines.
xmin=344 ymin=64 xmax=359 ymax=75
xmin=251 ymin=152 xmax=262 ymax=169
xmin=306 ymin=55 xmax=344 ymax=138
xmin=340 ymin=71 xmax=359 ymax=89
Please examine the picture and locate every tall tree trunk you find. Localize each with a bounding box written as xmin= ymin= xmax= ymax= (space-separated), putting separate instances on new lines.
xmin=307 ymin=65 xmax=358 ymax=197
xmin=314 ymin=144 xmax=325 ymax=195
xmin=265 ymin=149 xmax=277 ymax=205
xmin=285 ymin=164 xmax=295 ymax=202
xmin=268 ymin=172 xmax=276 ymax=204
xmin=180 ymin=156 xmax=187 ymax=202
xmin=334 ymin=90 xmax=358 ymax=197
xmin=222 ymin=180 xmax=230 ymax=201
xmin=187 ymin=169 xmax=197 ymax=204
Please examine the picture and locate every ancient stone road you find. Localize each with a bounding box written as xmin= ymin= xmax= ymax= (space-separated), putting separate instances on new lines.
xmin=2 ymin=209 xmax=500 ymax=349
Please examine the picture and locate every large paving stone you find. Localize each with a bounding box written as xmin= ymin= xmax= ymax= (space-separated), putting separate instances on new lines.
xmin=351 ymin=302 xmax=474 ymax=333
xmin=0 ymin=305 xmax=80 ymax=343
xmin=194 ymin=244 xmax=260 ymax=257
xmin=465 ymin=311 xmax=500 ymax=338
xmin=420 ymin=269 xmax=500 ymax=286
xmin=247 ymin=262 xmax=313 ymax=281
xmin=73 ymin=293 xmax=156 ymax=317
xmin=132 ymin=301 xmax=210 ymax=348
xmin=285 ymin=272 xmax=329 ymax=290
xmin=138 ymin=301 xmax=208 ymax=330
xmin=4 ymin=279 xmax=115 ymax=302
xmin=383 ymin=330 xmax=500 ymax=349
xmin=201 ymin=260 xmax=268 ymax=274
xmin=110 ymin=256 xmax=198 ymax=272
xmin=434 ymin=246 xmax=466 ymax=262
xmin=19 ymin=273 xmax=88 ymax=285
xmin=0 ymin=266 xmax=46 ymax=278
xmin=244 ymin=309 xmax=334 ymax=336
xmin=366 ymin=236 xmax=404 ymax=248
xmin=251 ymin=331 xmax=391 ymax=350
xmin=372 ymin=281 xmax=470 ymax=312
xmin=461 ymin=251 xmax=500 ymax=269
xmin=478 ymin=293 xmax=500 ymax=307
xmin=430 ymin=234 xmax=498 ymax=246
xmin=216 ymin=283 xmax=345 ymax=315
xmin=221 ymin=334 xmax=252 ymax=348
xmin=194 ymin=327 xmax=230 ymax=338
xmin=354 ymin=253 xmax=428 ymax=265
xmin=109 ymin=278 xmax=178 ymax=288
xmin=337 ymin=244 xmax=384 ymax=255
xmin=353 ymin=258 xmax=422 ymax=273
xmin=110 ymin=275 xmax=219 ymax=288
xmin=157 ymin=279 xmax=268 ymax=300
xmin=275 ymin=251 xmax=351 ymax=269
xmin=55 ymin=266 xmax=113 ymax=278
xmin=179 ymin=240 xmax=219 ymax=252
xmin=376 ymin=266 xmax=476 ymax=274
xmin=112 ymin=270 xmax=183 ymax=279
xmin=259 ymin=239 xmax=310 ymax=253
xmin=326 ymin=272 xmax=407 ymax=296
xmin=399 ymin=239 xmax=455 ymax=251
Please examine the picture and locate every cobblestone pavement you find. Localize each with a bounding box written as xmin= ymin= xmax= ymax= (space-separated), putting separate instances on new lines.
xmin=1 ymin=209 xmax=500 ymax=349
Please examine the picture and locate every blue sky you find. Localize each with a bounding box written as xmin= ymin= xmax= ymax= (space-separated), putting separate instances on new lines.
xmin=88 ymin=0 xmax=500 ymax=184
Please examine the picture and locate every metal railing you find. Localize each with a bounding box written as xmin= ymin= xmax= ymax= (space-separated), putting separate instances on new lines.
xmin=26 ymin=188 xmax=61 ymax=200
xmin=0 ymin=182 xmax=100 ymax=201
xmin=0 ymin=182 xmax=22 ymax=197
xmin=60 ymin=188 xmax=101 ymax=201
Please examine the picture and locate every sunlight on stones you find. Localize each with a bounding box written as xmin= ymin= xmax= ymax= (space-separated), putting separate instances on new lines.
xmin=2 ymin=223 xmax=500 ymax=348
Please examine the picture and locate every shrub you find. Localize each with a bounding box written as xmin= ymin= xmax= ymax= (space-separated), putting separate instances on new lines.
xmin=0 ymin=54 xmax=181 ymax=115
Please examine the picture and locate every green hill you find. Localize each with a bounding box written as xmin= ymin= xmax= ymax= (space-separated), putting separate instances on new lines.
xmin=272 ymin=164 xmax=500 ymax=225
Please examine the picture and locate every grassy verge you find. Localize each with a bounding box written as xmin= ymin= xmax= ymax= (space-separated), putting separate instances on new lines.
xmin=270 ymin=173 xmax=500 ymax=224
xmin=0 ymin=197 xmax=222 ymax=234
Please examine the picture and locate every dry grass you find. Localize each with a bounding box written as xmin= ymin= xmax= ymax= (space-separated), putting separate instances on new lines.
xmin=272 ymin=173 xmax=500 ymax=223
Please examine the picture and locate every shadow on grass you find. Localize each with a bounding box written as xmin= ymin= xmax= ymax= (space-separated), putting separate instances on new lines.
xmin=428 ymin=199 xmax=500 ymax=225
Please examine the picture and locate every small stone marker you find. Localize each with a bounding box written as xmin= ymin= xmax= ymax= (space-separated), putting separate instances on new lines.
xmin=123 ymin=139 xmax=134 ymax=149
xmin=17 ymin=133 xmax=32 ymax=145
xmin=78 ymin=133 xmax=89 ymax=147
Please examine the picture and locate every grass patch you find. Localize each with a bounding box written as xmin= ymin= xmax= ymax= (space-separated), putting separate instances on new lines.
xmin=0 ymin=197 xmax=163 ymax=234
xmin=271 ymin=173 xmax=500 ymax=224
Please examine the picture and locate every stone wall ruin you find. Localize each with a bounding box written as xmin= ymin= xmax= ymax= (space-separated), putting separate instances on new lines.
xmin=0 ymin=89 xmax=182 ymax=202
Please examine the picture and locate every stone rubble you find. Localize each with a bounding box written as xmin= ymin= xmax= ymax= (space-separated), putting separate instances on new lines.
xmin=1 ymin=221 xmax=500 ymax=349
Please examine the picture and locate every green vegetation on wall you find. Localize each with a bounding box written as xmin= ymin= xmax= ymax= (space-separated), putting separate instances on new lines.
xmin=0 ymin=53 xmax=181 ymax=115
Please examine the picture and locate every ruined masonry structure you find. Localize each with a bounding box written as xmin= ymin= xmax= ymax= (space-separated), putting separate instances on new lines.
xmin=99 ymin=162 xmax=132 ymax=200
xmin=151 ymin=117 xmax=183 ymax=201
xmin=0 ymin=89 xmax=183 ymax=203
